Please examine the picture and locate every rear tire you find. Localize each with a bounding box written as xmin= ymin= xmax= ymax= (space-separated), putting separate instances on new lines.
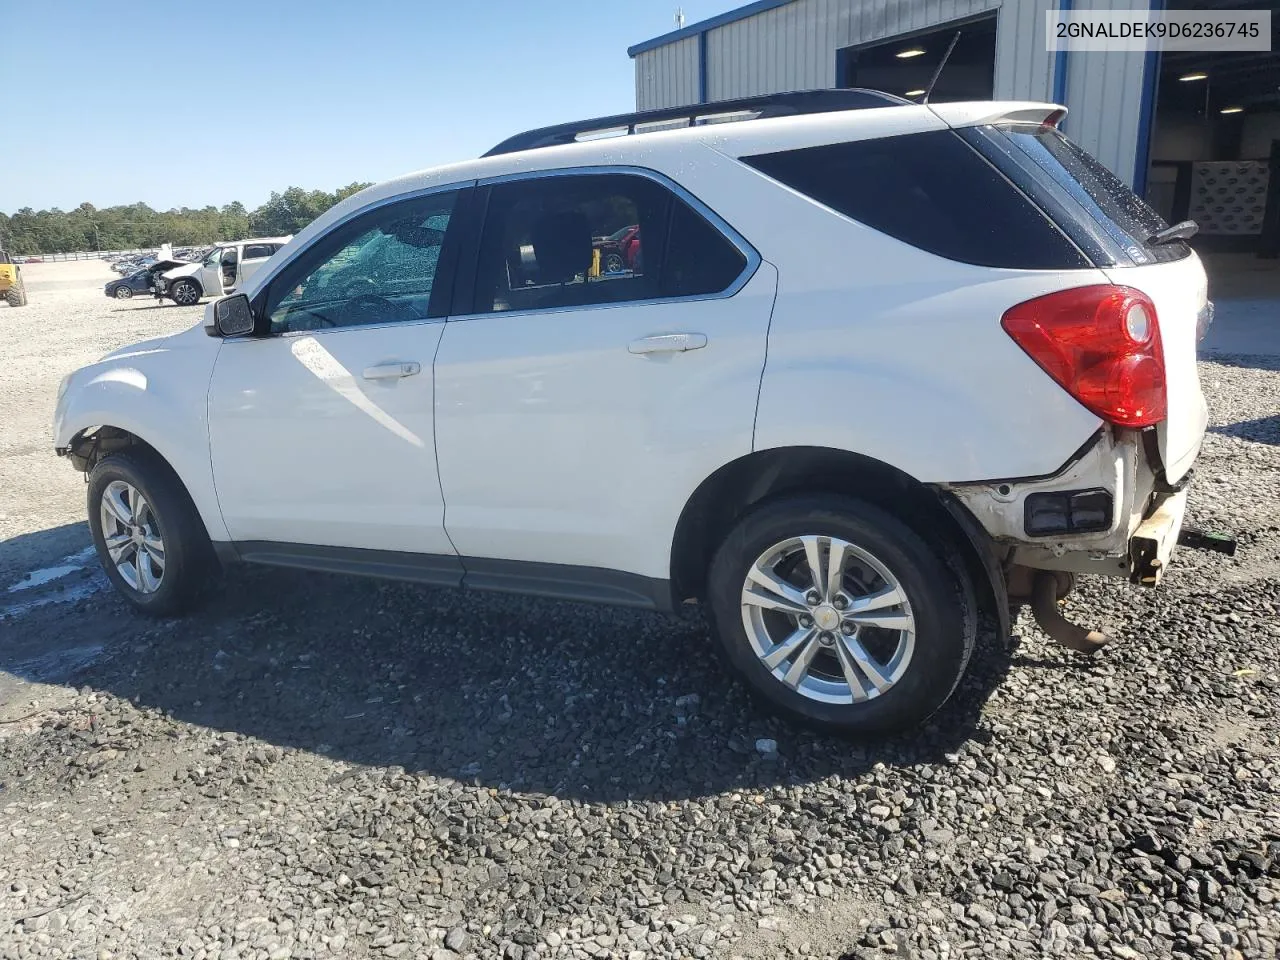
xmin=5 ymin=282 xmax=27 ymax=307
xmin=169 ymin=279 xmax=201 ymax=306
xmin=707 ymin=494 xmax=974 ymax=736
xmin=87 ymin=451 xmax=213 ymax=616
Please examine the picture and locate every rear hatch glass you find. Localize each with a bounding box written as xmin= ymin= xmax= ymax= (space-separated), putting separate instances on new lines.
xmin=976 ymin=124 xmax=1190 ymax=266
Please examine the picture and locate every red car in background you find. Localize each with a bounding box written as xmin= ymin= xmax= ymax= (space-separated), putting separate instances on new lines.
xmin=596 ymin=224 xmax=641 ymax=274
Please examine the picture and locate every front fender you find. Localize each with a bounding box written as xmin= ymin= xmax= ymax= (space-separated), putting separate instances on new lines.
xmin=54 ymin=328 xmax=228 ymax=542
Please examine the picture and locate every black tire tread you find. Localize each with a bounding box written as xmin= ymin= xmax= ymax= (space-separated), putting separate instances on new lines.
xmin=707 ymin=493 xmax=976 ymax=736
xmin=169 ymin=279 xmax=201 ymax=305
xmin=87 ymin=449 xmax=212 ymax=616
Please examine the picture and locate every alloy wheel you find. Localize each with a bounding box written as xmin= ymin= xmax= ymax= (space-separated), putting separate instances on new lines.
xmin=173 ymin=283 xmax=198 ymax=305
xmin=99 ymin=480 xmax=166 ymax=594
xmin=115 ymin=286 xmax=133 ymax=299
xmin=739 ymin=535 xmax=915 ymax=704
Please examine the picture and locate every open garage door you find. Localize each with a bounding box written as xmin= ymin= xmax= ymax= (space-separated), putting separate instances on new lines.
xmin=1144 ymin=1 xmax=1280 ymax=261
xmin=1144 ymin=0 xmax=1279 ymax=354
xmin=836 ymin=14 xmax=997 ymax=104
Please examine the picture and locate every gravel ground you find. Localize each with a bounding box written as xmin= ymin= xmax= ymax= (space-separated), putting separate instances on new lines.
xmin=1 ymin=265 xmax=1278 ymax=960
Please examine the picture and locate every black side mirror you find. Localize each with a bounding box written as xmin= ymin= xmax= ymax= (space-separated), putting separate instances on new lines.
xmin=207 ymin=294 xmax=255 ymax=337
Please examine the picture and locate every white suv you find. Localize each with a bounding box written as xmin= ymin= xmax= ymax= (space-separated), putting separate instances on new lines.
xmin=54 ymin=91 xmax=1210 ymax=735
xmin=155 ymin=236 xmax=293 ymax=306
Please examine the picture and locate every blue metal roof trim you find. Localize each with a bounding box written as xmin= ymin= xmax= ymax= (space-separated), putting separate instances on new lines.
xmin=1052 ymin=0 xmax=1072 ymax=134
xmin=627 ymin=0 xmax=796 ymax=57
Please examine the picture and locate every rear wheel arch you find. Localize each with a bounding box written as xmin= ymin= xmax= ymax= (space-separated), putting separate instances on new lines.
xmin=670 ymin=446 xmax=1003 ymax=630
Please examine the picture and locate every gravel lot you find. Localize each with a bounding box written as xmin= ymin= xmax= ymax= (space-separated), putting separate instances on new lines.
xmin=1 ymin=263 xmax=1278 ymax=960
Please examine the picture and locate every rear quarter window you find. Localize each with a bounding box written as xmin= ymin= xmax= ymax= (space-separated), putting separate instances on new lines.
xmin=742 ymin=130 xmax=1089 ymax=270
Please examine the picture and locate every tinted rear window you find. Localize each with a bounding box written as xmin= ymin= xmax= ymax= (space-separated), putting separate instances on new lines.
xmin=661 ymin=199 xmax=748 ymax=298
xmin=742 ymin=130 xmax=1088 ymax=270
xmin=988 ymin=125 xmax=1189 ymax=265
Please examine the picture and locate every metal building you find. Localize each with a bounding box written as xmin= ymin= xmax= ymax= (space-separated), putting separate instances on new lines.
xmin=627 ymin=0 xmax=1280 ymax=254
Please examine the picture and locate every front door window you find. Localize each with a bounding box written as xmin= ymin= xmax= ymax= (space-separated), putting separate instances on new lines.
xmin=264 ymin=191 xmax=459 ymax=333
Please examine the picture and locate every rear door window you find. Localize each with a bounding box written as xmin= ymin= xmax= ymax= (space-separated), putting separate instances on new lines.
xmin=742 ymin=130 xmax=1089 ymax=270
xmin=662 ymin=200 xmax=748 ymax=298
xmin=974 ymin=124 xmax=1190 ymax=265
xmin=471 ymin=172 xmax=750 ymax=314
xmin=243 ymin=244 xmax=275 ymax=260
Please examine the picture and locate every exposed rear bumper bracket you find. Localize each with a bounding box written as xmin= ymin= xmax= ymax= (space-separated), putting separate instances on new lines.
xmin=1128 ymin=490 xmax=1189 ymax=586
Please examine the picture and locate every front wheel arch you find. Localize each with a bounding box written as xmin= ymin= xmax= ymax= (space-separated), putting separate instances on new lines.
xmin=88 ymin=448 xmax=215 ymax=615
xmin=66 ymin=428 xmax=212 ymax=544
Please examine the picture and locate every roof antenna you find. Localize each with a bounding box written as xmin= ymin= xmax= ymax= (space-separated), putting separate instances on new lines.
xmin=922 ymin=30 xmax=962 ymax=104
xmin=675 ymin=7 xmax=685 ymax=28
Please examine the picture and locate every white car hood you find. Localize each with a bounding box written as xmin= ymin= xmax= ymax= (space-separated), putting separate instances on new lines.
xmin=99 ymin=333 xmax=179 ymax=362
xmin=161 ymin=261 xmax=202 ymax=281
xmin=97 ymin=320 xmax=209 ymax=363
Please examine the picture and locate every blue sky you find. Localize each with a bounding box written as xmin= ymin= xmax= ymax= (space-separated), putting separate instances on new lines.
xmin=1 ymin=1 xmax=731 ymax=213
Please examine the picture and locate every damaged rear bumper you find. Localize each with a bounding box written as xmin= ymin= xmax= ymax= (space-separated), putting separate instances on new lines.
xmin=940 ymin=428 xmax=1193 ymax=586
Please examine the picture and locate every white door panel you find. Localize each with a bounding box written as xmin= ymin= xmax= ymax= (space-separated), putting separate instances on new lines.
xmin=200 ymin=262 xmax=225 ymax=297
xmin=208 ymin=321 xmax=452 ymax=553
xmin=239 ymin=258 xmax=269 ymax=285
xmin=239 ymin=245 xmax=275 ymax=287
xmin=435 ymin=264 xmax=778 ymax=580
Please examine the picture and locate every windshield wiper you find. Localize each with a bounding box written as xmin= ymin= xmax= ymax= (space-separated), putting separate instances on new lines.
xmin=1148 ymin=220 xmax=1198 ymax=245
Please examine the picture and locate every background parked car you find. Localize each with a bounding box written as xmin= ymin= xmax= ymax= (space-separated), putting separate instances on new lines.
xmin=595 ymin=224 xmax=642 ymax=274
xmin=104 ymin=268 xmax=160 ymax=300
xmin=112 ymin=255 xmax=159 ymax=275
xmin=154 ymin=237 xmax=291 ymax=305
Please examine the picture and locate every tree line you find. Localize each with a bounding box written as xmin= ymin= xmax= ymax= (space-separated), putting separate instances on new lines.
xmin=0 ymin=183 xmax=372 ymax=255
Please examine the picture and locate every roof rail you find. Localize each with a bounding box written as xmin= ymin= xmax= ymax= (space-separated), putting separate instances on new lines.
xmin=482 ymin=88 xmax=910 ymax=157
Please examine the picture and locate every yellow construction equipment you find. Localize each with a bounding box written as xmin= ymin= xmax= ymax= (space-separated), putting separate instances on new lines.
xmin=0 ymin=248 xmax=28 ymax=307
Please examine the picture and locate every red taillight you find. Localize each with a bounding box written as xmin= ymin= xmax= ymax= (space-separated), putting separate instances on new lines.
xmin=1001 ymin=285 xmax=1166 ymax=428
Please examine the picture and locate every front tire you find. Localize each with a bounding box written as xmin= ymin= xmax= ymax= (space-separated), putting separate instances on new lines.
xmin=87 ymin=451 xmax=213 ymax=616
xmin=169 ymin=279 xmax=201 ymax=306
xmin=707 ymin=495 xmax=974 ymax=735
xmin=5 ymin=282 xmax=27 ymax=307
xmin=114 ymin=285 xmax=134 ymax=300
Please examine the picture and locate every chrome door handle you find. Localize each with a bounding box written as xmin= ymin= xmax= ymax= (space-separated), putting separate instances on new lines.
xmin=362 ymin=361 xmax=421 ymax=380
xmin=627 ymin=333 xmax=708 ymax=355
